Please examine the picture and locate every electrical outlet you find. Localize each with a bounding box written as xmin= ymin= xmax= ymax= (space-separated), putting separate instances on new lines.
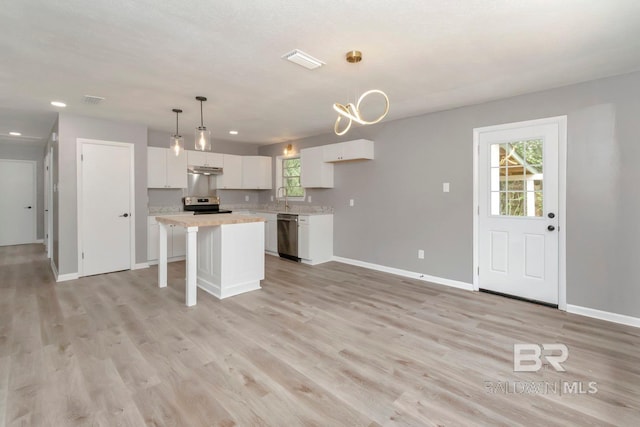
xmin=245 ymin=195 xmax=249 ymax=202
xmin=270 ymin=195 xmax=274 ymax=202
xmin=308 ymin=195 xmax=312 ymax=203
xmin=443 ymin=182 xmax=450 ymax=193
xmin=418 ymin=249 xmax=425 ymax=259
xmin=349 ymin=199 xmax=354 ymax=207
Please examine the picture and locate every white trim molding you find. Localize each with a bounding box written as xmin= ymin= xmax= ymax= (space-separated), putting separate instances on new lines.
xmin=76 ymin=138 xmax=136 ymax=277
xmin=133 ymin=263 xmax=150 ymax=270
xmin=51 ymin=259 xmax=80 ymax=282
xmin=332 ymin=256 xmax=474 ymax=291
xmin=567 ymin=305 xmax=640 ymax=328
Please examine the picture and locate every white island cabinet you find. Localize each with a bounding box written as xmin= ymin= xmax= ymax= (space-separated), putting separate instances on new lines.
xmin=156 ymin=214 xmax=265 ymax=306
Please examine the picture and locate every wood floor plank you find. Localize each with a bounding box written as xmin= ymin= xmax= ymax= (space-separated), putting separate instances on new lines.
xmin=1 ymin=244 xmax=639 ymax=426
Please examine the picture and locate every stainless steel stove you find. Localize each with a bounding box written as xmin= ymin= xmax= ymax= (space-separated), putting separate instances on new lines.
xmin=182 ymin=196 xmax=232 ymax=215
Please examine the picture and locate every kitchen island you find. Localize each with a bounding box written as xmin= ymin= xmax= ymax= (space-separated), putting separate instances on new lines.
xmin=155 ymin=213 xmax=266 ymax=306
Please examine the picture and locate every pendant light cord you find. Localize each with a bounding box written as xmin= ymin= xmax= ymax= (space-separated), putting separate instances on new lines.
xmin=200 ymin=100 xmax=204 ymax=127
xmin=175 ymin=111 xmax=179 ymax=135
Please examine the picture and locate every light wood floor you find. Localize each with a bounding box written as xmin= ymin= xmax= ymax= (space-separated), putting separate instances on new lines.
xmin=1 ymin=244 xmax=639 ymax=426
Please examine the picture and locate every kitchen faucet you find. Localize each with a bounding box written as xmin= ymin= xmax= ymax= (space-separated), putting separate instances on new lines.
xmin=276 ymin=186 xmax=289 ymax=212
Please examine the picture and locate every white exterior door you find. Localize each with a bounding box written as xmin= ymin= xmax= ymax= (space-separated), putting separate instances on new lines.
xmin=476 ymin=118 xmax=562 ymax=305
xmin=0 ymin=159 xmax=36 ymax=246
xmin=79 ymin=141 xmax=133 ymax=276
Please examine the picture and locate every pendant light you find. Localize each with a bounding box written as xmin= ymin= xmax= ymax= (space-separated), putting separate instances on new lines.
xmin=170 ymin=108 xmax=184 ymax=156
xmin=333 ymin=51 xmax=389 ymax=136
xmin=194 ymin=96 xmax=212 ymax=151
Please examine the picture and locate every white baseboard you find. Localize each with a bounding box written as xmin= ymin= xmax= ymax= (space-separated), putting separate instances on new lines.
xmin=133 ymin=263 xmax=150 ymax=270
xmin=50 ymin=259 xmax=58 ymax=279
xmin=35 ymin=239 xmax=44 ymax=244
xmin=566 ymin=304 xmax=640 ymax=328
xmin=146 ymin=256 xmax=186 ymax=266
xmin=56 ymin=271 xmax=80 ymax=282
xmin=332 ymin=256 xmax=474 ymax=291
xmin=198 ymin=277 xmax=261 ymax=300
xmin=51 ymin=259 xmax=80 ymax=282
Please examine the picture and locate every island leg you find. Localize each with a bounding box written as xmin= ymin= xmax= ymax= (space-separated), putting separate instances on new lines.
xmin=185 ymin=226 xmax=198 ymax=307
xmin=158 ymin=222 xmax=168 ymax=288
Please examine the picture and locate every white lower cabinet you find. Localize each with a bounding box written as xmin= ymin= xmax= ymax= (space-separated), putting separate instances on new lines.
xmin=297 ymin=214 xmax=333 ymax=265
xmin=148 ymin=216 xmax=187 ymax=262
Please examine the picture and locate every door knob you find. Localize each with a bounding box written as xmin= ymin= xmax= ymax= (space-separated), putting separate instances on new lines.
xmin=119 ymin=213 xmax=129 ymax=218
xmin=547 ymin=225 xmax=555 ymax=231
xmin=548 ymin=212 xmax=555 ymax=219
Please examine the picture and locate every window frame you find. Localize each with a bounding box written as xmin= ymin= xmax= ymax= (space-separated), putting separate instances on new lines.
xmin=275 ymin=155 xmax=305 ymax=201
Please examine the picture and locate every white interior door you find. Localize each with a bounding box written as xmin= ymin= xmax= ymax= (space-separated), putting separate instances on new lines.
xmin=477 ymin=120 xmax=560 ymax=304
xmin=0 ymin=159 xmax=36 ymax=246
xmin=80 ymin=141 xmax=133 ymax=276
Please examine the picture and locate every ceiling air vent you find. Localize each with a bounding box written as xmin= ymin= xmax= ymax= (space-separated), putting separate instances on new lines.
xmin=83 ymin=95 xmax=105 ymax=105
xmin=282 ymin=49 xmax=325 ymax=70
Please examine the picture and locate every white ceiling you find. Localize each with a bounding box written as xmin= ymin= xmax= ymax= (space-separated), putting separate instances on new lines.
xmin=2 ymin=0 xmax=640 ymax=147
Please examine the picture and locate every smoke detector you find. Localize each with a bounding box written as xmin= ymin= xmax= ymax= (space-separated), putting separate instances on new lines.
xmin=83 ymin=95 xmax=105 ymax=105
xmin=282 ymin=49 xmax=325 ymax=70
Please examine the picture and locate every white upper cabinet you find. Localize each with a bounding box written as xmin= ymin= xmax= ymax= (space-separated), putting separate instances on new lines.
xmin=147 ymin=147 xmax=187 ymax=188
xmin=301 ymin=146 xmax=334 ymax=188
xmin=186 ymin=150 xmax=223 ymax=167
xmin=242 ymin=156 xmax=272 ymax=189
xmin=323 ymin=139 xmax=374 ymax=162
xmin=216 ymin=154 xmax=243 ymax=189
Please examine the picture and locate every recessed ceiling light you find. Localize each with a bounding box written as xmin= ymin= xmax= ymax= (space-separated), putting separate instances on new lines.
xmin=51 ymin=101 xmax=66 ymax=107
xmin=9 ymin=131 xmax=21 ymax=136
xmin=229 ymin=130 xmax=238 ymax=135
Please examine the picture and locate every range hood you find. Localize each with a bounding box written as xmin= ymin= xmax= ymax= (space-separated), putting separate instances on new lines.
xmin=188 ymin=165 xmax=223 ymax=175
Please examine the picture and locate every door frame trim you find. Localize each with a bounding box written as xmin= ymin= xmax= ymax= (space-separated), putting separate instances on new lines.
xmin=472 ymin=116 xmax=567 ymax=310
xmin=76 ymin=138 xmax=136 ymax=277
xmin=0 ymin=158 xmax=37 ymax=245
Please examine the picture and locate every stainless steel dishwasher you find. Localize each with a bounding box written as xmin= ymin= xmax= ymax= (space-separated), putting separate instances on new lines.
xmin=277 ymin=213 xmax=300 ymax=261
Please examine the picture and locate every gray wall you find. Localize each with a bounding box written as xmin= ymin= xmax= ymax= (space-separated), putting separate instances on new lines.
xmin=0 ymin=141 xmax=46 ymax=240
xmin=56 ymin=114 xmax=147 ymax=274
xmin=147 ymin=129 xmax=262 ymax=207
xmin=259 ymin=70 xmax=640 ymax=318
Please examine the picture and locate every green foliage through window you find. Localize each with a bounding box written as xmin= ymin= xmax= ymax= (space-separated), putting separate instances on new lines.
xmin=282 ymin=157 xmax=304 ymax=197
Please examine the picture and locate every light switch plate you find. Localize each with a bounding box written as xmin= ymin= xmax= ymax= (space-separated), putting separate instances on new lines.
xmin=418 ymin=249 xmax=425 ymax=259
xmin=270 ymin=195 xmax=274 ymax=202
xmin=443 ymin=182 xmax=450 ymax=193
xmin=245 ymin=195 xmax=249 ymax=202
xmin=349 ymin=199 xmax=354 ymax=207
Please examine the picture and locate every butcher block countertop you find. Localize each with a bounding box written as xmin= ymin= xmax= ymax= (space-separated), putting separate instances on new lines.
xmin=155 ymin=213 xmax=265 ymax=227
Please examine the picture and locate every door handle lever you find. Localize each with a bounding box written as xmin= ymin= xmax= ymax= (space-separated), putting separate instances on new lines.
xmin=119 ymin=213 xmax=129 ymax=218
xmin=24 ymin=206 xmax=32 ymax=209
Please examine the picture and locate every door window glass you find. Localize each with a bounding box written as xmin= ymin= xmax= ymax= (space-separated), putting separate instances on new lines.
xmin=490 ymin=139 xmax=543 ymax=217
